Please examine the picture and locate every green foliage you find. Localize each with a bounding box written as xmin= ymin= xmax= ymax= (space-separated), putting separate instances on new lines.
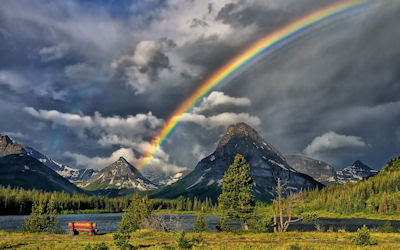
xmin=85 ymin=242 xmax=110 ymax=250
xmin=176 ymin=231 xmax=192 ymax=248
xmin=191 ymin=233 xmax=204 ymax=246
xmin=21 ymin=194 xmax=63 ymax=233
xmin=113 ymin=232 xmax=132 ymax=249
xmin=216 ymin=216 xmax=230 ymax=232
xmin=301 ymin=212 xmax=319 ymax=223
xmin=193 ymin=214 xmax=207 ymax=232
xmin=248 ymin=215 xmax=274 ymax=233
xmin=118 ymin=193 xmax=153 ymax=234
xmin=353 ymin=225 xmax=377 ymax=246
xmin=301 ymin=156 xmax=400 ymax=216
xmin=218 ymin=154 xmax=255 ymax=223
xmin=0 ymin=185 xmax=129 ymax=215
xmin=378 ymin=221 xmax=395 ymax=233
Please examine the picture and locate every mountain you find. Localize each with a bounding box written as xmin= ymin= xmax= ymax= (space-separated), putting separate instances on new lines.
xmin=0 ymin=154 xmax=82 ymax=193
xmin=0 ymin=134 xmax=26 ymax=156
xmin=82 ymin=157 xmax=157 ymax=191
xmin=336 ymin=160 xmax=378 ymax=184
xmin=286 ymin=155 xmax=337 ymax=185
xmin=151 ymin=123 xmax=323 ymax=202
xmin=25 ymin=147 xmax=96 ymax=184
xmin=142 ymin=169 xmax=191 ymax=186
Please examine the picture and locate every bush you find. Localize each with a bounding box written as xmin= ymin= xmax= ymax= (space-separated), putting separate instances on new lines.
xmin=216 ymin=216 xmax=230 ymax=232
xmin=193 ymin=214 xmax=207 ymax=233
xmin=21 ymin=196 xmax=63 ymax=234
xmin=353 ymin=225 xmax=377 ymax=246
xmin=85 ymin=242 xmax=109 ymax=250
xmin=177 ymin=231 xmax=192 ymax=248
xmin=113 ymin=232 xmax=132 ymax=249
xmin=301 ymin=212 xmax=319 ymax=223
xmin=248 ymin=215 xmax=274 ymax=233
xmin=378 ymin=221 xmax=395 ymax=233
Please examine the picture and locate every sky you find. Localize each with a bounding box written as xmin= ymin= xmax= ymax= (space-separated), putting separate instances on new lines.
xmin=0 ymin=0 xmax=399 ymax=175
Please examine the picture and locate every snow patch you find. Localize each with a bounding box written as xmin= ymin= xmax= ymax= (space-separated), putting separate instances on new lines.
xmin=187 ymin=176 xmax=204 ymax=189
xmin=24 ymin=165 xmax=30 ymax=170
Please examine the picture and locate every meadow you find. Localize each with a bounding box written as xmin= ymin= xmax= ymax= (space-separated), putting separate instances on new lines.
xmin=2 ymin=230 xmax=400 ymax=249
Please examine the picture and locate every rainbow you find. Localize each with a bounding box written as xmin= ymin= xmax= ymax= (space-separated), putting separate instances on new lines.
xmin=137 ymin=0 xmax=375 ymax=169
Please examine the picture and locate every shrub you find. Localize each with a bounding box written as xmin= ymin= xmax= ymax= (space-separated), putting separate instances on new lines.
xmin=248 ymin=215 xmax=274 ymax=233
xmin=378 ymin=221 xmax=395 ymax=233
xmin=85 ymin=242 xmax=109 ymax=250
xmin=191 ymin=233 xmax=204 ymax=246
xmin=353 ymin=225 xmax=377 ymax=246
xmin=216 ymin=216 xmax=230 ymax=232
xmin=21 ymin=196 xmax=63 ymax=234
xmin=301 ymin=212 xmax=319 ymax=223
xmin=177 ymin=231 xmax=192 ymax=248
xmin=113 ymin=232 xmax=132 ymax=249
xmin=193 ymin=214 xmax=207 ymax=233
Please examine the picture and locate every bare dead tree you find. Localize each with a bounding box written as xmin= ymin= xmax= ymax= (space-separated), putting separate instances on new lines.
xmin=272 ymin=178 xmax=301 ymax=233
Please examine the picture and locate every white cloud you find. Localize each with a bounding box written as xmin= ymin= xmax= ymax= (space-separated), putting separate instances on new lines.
xmin=38 ymin=43 xmax=70 ymax=62
xmin=193 ymin=91 xmax=251 ymax=113
xmin=65 ymin=148 xmax=137 ymax=170
xmin=304 ymin=131 xmax=367 ymax=155
xmin=179 ymin=112 xmax=260 ymax=129
xmin=24 ymin=106 xmax=164 ymax=150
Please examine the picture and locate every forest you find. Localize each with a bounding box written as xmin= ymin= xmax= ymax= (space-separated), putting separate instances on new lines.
xmin=0 ymin=186 xmax=215 ymax=215
xmin=298 ymin=157 xmax=400 ymax=215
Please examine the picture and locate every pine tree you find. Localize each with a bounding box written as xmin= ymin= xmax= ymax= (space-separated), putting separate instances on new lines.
xmin=193 ymin=214 xmax=207 ymax=232
xmin=218 ymin=154 xmax=254 ymax=229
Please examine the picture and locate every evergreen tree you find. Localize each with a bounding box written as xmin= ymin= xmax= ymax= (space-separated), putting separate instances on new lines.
xmin=193 ymin=214 xmax=207 ymax=232
xmin=21 ymin=194 xmax=63 ymax=233
xmin=216 ymin=216 xmax=230 ymax=232
xmin=118 ymin=193 xmax=152 ymax=233
xmin=218 ymin=154 xmax=254 ymax=229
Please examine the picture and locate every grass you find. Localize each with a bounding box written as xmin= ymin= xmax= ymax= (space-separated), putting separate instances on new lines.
xmin=2 ymin=230 xmax=400 ymax=249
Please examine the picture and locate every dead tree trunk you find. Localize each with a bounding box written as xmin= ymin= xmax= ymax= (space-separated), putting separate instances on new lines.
xmin=273 ymin=178 xmax=301 ymax=233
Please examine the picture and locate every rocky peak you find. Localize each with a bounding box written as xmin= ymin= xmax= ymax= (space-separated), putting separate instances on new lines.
xmin=352 ymin=160 xmax=372 ymax=170
xmin=217 ymin=123 xmax=261 ymax=148
xmin=0 ymin=133 xmax=26 ymax=156
xmin=216 ymin=123 xmax=285 ymax=162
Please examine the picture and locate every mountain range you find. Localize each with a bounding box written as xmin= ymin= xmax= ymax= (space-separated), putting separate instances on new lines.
xmin=286 ymin=155 xmax=377 ymax=185
xmin=0 ymin=123 xmax=381 ymax=200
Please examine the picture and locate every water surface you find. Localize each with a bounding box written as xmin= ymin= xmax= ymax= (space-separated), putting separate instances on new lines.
xmin=0 ymin=213 xmax=399 ymax=233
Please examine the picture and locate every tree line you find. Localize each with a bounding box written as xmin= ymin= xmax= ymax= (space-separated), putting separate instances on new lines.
xmin=299 ymin=157 xmax=400 ymax=215
xmin=0 ymin=186 xmax=216 ymax=215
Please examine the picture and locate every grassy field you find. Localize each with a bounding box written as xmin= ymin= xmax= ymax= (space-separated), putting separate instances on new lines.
xmin=2 ymin=230 xmax=400 ymax=249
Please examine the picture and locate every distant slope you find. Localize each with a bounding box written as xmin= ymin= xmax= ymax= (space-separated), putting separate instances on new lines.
xmin=336 ymin=160 xmax=378 ymax=184
xmin=0 ymin=154 xmax=82 ymax=193
xmin=151 ymin=123 xmax=323 ymax=202
xmin=301 ymin=156 xmax=400 ymax=215
xmin=286 ymin=155 xmax=337 ymax=185
xmin=25 ymin=146 xmax=97 ymax=184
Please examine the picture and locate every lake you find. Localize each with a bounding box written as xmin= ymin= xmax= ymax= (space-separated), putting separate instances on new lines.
xmin=0 ymin=213 xmax=399 ymax=233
